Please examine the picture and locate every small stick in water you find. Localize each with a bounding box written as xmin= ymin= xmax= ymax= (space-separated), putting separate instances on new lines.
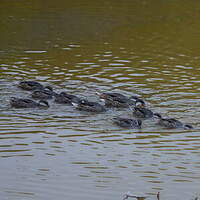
xmin=156 ymin=192 xmax=160 ymax=200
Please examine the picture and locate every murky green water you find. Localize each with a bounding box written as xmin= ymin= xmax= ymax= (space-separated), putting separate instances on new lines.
xmin=1 ymin=1 xmax=200 ymax=199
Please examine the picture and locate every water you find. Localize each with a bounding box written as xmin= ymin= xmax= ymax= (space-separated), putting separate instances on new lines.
xmin=1 ymin=1 xmax=200 ymax=200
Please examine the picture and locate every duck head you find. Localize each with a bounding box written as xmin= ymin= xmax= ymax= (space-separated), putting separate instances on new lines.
xmin=45 ymin=86 xmax=53 ymax=91
xmin=135 ymin=100 xmax=145 ymax=108
xmin=130 ymin=96 xmax=145 ymax=108
xmin=10 ymin=97 xmax=17 ymax=102
xmin=45 ymin=86 xmax=58 ymax=96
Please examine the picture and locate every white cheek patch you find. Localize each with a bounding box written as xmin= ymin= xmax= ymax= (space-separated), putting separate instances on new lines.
xmin=72 ymin=102 xmax=78 ymax=107
xmin=135 ymin=102 xmax=142 ymax=107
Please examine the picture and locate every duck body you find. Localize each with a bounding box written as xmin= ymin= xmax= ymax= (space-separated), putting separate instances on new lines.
xmin=96 ymin=92 xmax=134 ymax=108
xmin=153 ymin=113 xmax=193 ymax=129
xmin=31 ymin=86 xmax=56 ymax=100
xmin=18 ymin=81 xmax=44 ymax=91
xmin=72 ymin=99 xmax=107 ymax=112
xmin=157 ymin=118 xmax=184 ymax=129
xmin=54 ymin=92 xmax=81 ymax=104
xmin=132 ymin=107 xmax=153 ymax=119
xmin=113 ymin=117 xmax=142 ymax=129
xmin=10 ymin=97 xmax=49 ymax=108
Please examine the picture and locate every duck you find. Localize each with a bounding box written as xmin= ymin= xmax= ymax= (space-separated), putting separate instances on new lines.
xmin=153 ymin=113 xmax=193 ymax=129
xmin=113 ymin=117 xmax=142 ymax=129
xmin=10 ymin=97 xmax=49 ymax=108
xmin=54 ymin=92 xmax=81 ymax=104
xmin=18 ymin=81 xmax=44 ymax=91
xmin=132 ymin=99 xmax=153 ymax=119
xmin=31 ymin=86 xmax=56 ymax=100
xmin=132 ymin=107 xmax=153 ymax=119
xmin=72 ymin=99 xmax=107 ymax=112
xmin=96 ymin=92 xmax=135 ymax=108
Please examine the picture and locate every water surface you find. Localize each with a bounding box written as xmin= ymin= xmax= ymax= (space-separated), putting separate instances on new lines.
xmin=1 ymin=1 xmax=200 ymax=200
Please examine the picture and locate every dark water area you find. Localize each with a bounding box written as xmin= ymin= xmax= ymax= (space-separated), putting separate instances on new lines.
xmin=1 ymin=1 xmax=200 ymax=200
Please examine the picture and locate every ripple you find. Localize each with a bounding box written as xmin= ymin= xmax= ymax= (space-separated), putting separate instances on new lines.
xmin=1 ymin=12 xmax=200 ymax=200
xmin=24 ymin=50 xmax=47 ymax=54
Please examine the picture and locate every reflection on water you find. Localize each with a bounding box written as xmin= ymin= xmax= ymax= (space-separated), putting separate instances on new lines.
xmin=1 ymin=0 xmax=200 ymax=200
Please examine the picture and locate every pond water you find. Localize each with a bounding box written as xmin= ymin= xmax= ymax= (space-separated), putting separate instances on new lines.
xmin=1 ymin=1 xmax=200 ymax=200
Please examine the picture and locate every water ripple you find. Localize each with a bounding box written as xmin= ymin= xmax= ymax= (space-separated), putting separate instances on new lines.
xmin=1 ymin=18 xmax=200 ymax=200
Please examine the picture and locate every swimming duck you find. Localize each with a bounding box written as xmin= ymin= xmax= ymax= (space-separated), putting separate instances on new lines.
xmin=132 ymin=98 xmax=153 ymax=119
xmin=18 ymin=81 xmax=44 ymax=91
xmin=31 ymin=86 xmax=56 ymax=100
xmin=10 ymin=97 xmax=49 ymax=108
xmin=54 ymin=92 xmax=81 ymax=104
xmin=72 ymin=99 xmax=107 ymax=112
xmin=113 ymin=117 xmax=142 ymax=129
xmin=96 ymin=92 xmax=135 ymax=108
xmin=132 ymin=107 xmax=153 ymax=119
xmin=153 ymin=113 xmax=193 ymax=129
